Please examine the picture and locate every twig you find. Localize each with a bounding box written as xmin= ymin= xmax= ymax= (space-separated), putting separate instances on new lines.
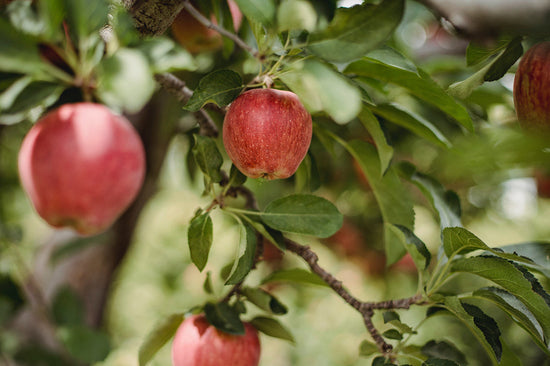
xmin=182 ymin=0 xmax=260 ymax=58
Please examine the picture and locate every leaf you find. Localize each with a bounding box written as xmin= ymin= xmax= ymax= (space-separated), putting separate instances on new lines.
xmin=138 ymin=313 xmax=184 ymax=366
xmin=96 ymin=48 xmax=155 ymax=113
xmin=192 ymin=135 xmax=224 ymax=183
xmin=357 ymin=107 xmax=393 ymax=175
xmin=496 ymin=241 xmax=550 ymax=277
xmin=421 ymin=340 xmax=466 ymax=365
xmin=7 ymin=0 xmax=44 ymax=36
xmin=0 ymin=19 xmax=46 ymax=75
xmin=137 ymin=37 xmax=196 ymax=73
xmin=58 ymin=325 xmax=110 ymax=364
xmin=225 ymin=221 xmax=257 ymax=285
xmin=261 ymin=268 xmax=328 ymax=287
xmin=472 ymin=287 xmax=548 ymax=354
xmin=346 ymin=139 xmax=414 ymax=265
xmin=188 ymin=212 xmax=213 ymax=271
xmin=277 ymin=0 xmax=317 ymax=32
xmin=383 ymin=311 xmax=400 ymax=323
xmin=442 ymin=296 xmax=501 ymax=364
xmin=307 ymin=0 xmax=404 ymax=63
xmin=280 ymin=59 xmax=362 ymax=124
xmin=184 ymin=69 xmax=243 ymax=112
xmin=422 ymin=359 xmax=460 ymax=366
xmin=398 ymin=162 xmax=462 ymax=229
xmin=382 ymin=329 xmax=402 ymax=340
xmin=61 ymin=0 xmax=109 ymax=43
xmin=367 ymin=103 xmax=451 ymax=148
xmin=451 ymin=256 xmax=550 ymax=342
xmin=241 ymin=287 xmax=288 ymax=315
xmin=260 ymin=194 xmax=343 ymax=238
xmin=51 ymin=286 xmax=84 ymax=326
xmin=204 ymin=302 xmax=245 ymax=335
xmin=391 ymin=225 xmax=431 ymax=270
xmin=233 ymin=0 xmax=276 ymax=25
xmin=442 ymin=227 xmax=491 ymax=258
xmin=345 ymin=58 xmax=474 ymax=132
xmin=359 ymin=340 xmax=379 ymax=357
xmin=250 ymin=316 xmax=295 ymax=343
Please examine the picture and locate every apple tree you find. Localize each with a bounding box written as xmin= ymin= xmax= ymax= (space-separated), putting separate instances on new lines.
xmin=0 ymin=0 xmax=550 ymax=365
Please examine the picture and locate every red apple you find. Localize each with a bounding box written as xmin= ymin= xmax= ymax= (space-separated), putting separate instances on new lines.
xmin=223 ymin=88 xmax=312 ymax=180
xmin=18 ymin=103 xmax=145 ymax=236
xmin=171 ymin=0 xmax=242 ymax=54
xmin=513 ymin=41 xmax=550 ymax=133
xmin=534 ymin=169 xmax=550 ymax=198
xmin=171 ymin=314 xmax=260 ymax=366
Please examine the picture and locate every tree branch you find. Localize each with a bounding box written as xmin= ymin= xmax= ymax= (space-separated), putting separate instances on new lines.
xmin=126 ymin=0 xmax=186 ymax=36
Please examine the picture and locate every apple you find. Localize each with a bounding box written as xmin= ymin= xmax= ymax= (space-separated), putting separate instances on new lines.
xmin=171 ymin=314 xmax=261 ymax=366
xmin=171 ymin=0 xmax=242 ymax=54
xmin=223 ymin=88 xmax=312 ymax=180
xmin=534 ymin=169 xmax=550 ymax=198
xmin=513 ymin=41 xmax=550 ymax=133
xmin=18 ymin=103 xmax=145 ymax=236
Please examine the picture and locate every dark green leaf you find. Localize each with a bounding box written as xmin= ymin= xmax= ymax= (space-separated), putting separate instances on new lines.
xmin=184 ymin=69 xmax=243 ymax=112
xmin=233 ymin=0 xmax=276 ymax=25
xmin=462 ymin=303 xmax=502 ymax=360
xmin=391 ymin=225 xmax=431 ymax=270
xmin=383 ymin=311 xmax=400 ymax=323
xmin=229 ymin=164 xmax=247 ymax=187
xmin=188 ymin=212 xmax=213 ymax=271
xmin=61 ymin=0 xmax=109 ymax=43
xmin=382 ymin=329 xmax=402 ymax=340
xmin=204 ymin=302 xmax=245 ymax=335
xmin=203 ymin=271 xmax=214 ymax=294
xmin=307 ymin=0 xmax=404 ymax=63
xmin=261 ymin=268 xmax=328 ymax=287
xmin=261 ymin=194 xmax=343 ymax=238
xmin=241 ymin=287 xmax=288 ymax=315
xmin=138 ymin=313 xmax=184 ymax=366
xmin=345 ymin=58 xmax=474 ymax=132
xmin=250 ymin=316 xmax=295 ymax=343
xmin=280 ymin=59 xmax=362 ymax=124
xmin=422 ymin=358 xmax=460 ymax=366
xmin=225 ymin=222 xmax=257 ymax=285
xmin=58 ymin=325 xmax=110 ymax=364
xmin=192 ymin=135 xmax=224 ymax=183
xmin=51 ymin=287 xmax=84 ymax=326
xmin=467 ymin=38 xmax=514 ymax=66
xmin=421 ymin=340 xmax=466 ymax=365
xmin=38 ymin=0 xmax=67 ymax=41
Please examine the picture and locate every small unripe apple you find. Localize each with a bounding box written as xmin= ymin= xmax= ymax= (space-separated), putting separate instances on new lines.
xmin=171 ymin=314 xmax=260 ymax=366
xmin=223 ymin=89 xmax=313 ymax=180
xmin=513 ymin=42 xmax=550 ymax=133
xmin=18 ymin=103 xmax=145 ymax=236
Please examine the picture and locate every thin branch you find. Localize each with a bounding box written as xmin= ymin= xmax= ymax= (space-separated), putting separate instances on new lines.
xmin=182 ymin=0 xmax=260 ymax=58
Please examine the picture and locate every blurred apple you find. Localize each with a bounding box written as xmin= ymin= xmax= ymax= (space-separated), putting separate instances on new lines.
xmin=172 ymin=314 xmax=260 ymax=366
xmin=390 ymin=253 xmax=417 ymax=274
xmin=171 ymin=0 xmax=242 ymax=54
xmin=535 ymin=169 xmax=550 ymax=198
xmin=18 ymin=103 xmax=145 ymax=236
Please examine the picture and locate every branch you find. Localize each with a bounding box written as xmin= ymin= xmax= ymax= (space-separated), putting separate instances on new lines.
xmin=416 ymin=0 xmax=550 ymax=40
xmin=126 ymin=0 xmax=186 ymax=36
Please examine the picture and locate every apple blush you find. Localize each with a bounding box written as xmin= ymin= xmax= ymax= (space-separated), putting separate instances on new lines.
xmin=222 ymin=88 xmax=313 ymax=180
xmin=18 ymin=103 xmax=146 ymax=236
xmin=171 ymin=314 xmax=261 ymax=366
xmin=513 ymin=41 xmax=550 ymax=133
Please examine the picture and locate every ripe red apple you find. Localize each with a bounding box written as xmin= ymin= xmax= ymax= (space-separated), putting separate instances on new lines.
xmin=171 ymin=0 xmax=242 ymax=54
xmin=171 ymin=314 xmax=260 ymax=366
xmin=223 ymin=89 xmax=312 ymax=180
xmin=513 ymin=41 xmax=550 ymax=133
xmin=18 ymin=103 xmax=145 ymax=236
xmin=534 ymin=169 xmax=550 ymax=198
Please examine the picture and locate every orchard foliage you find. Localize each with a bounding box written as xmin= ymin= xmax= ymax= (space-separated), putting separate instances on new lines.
xmin=0 ymin=0 xmax=550 ymax=366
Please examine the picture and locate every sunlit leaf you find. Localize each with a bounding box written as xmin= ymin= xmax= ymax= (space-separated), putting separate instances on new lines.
xmin=138 ymin=313 xmax=184 ymax=366
xmin=250 ymin=316 xmax=295 ymax=343
xmin=184 ymin=69 xmax=243 ymax=112
xmin=225 ymin=221 xmax=257 ymax=285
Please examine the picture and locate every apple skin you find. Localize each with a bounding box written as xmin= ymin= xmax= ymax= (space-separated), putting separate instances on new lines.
xmin=513 ymin=42 xmax=550 ymax=133
xmin=223 ymin=89 xmax=313 ymax=180
xmin=171 ymin=314 xmax=260 ymax=366
xmin=18 ymin=103 xmax=146 ymax=236
xmin=171 ymin=0 xmax=242 ymax=54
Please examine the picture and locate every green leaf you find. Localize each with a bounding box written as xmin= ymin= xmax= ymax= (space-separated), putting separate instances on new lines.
xmin=61 ymin=0 xmax=109 ymax=43
xmin=472 ymin=287 xmax=548 ymax=354
xmin=0 ymin=274 xmax=24 ymax=325
xmin=261 ymin=268 xmax=328 ymax=287
xmin=367 ymin=103 xmax=451 ymax=148
xmin=359 ymin=340 xmax=379 ymax=357
xmin=467 ymin=38 xmax=513 ymax=66
xmin=442 ymin=227 xmax=491 ymax=258
xmin=203 ymin=271 xmax=214 ymax=294
xmin=233 ymin=0 xmax=276 ymax=25
xmin=241 ymin=287 xmax=288 ymax=315
xmin=51 ymin=287 xmax=84 ymax=327
xmin=37 ymin=0 xmax=67 ymax=41
xmin=382 ymin=329 xmax=402 ymax=340
xmin=307 ymin=0 xmax=404 ymax=63
xmin=357 ymin=107 xmax=393 ymax=175
xmin=204 ymin=302 xmax=245 ymax=335
xmin=421 ymin=340 xmax=466 ymax=365
xmin=496 ymin=241 xmax=550 ymax=277
xmin=0 ymin=19 xmax=46 ymax=75
xmin=422 ymin=359 xmax=460 ymax=366
xmin=58 ymin=325 xmax=110 ymax=364
xmin=225 ymin=221 xmax=257 ymax=285
xmin=391 ymin=225 xmax=431 ymax=270
xmin=442 ymin=296 xmax=501 ymax=364
xmin=96 ymin=48 xmax=155 ymax=113
xmin=451 ymin=256 xmax=550 ymax=342
xmin=280 ymin=59 xmax=362 ymax=124
xmin=345 ymin=58 xmax=474 ymax=132
xmin=398 ymin=162 xmax=461 ymax=229
xmin=188 ymin=212 xmax=213 ymax=272
xmin=346 ymin=139 xmax=414 ymax=265
xmin=228 ymin=164 xmax=247 ymax=187
xmin=137 ymin=38 xmax=196 ymax=73
xmin=192 ymin=135 xmax=224 ymax=183
xmin=250 ymin=316 xmax=295 ymax=343
xmin=184 ymin=69 xmax=243 ymax=112
xmin=138 ymin=313 xmax=184 ymax=366
xmin=7 ymin=0 xmax=44 ymax=36
xmin=277 ymin=0 xmax=317 ymax=32
xmin=260 ymin=194 xmax=343 ymax=238
xmin=383 ymin=311 xmax=400 ymax=323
